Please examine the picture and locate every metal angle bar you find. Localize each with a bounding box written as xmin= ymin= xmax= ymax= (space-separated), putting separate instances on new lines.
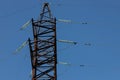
xmin=29 ymin=38 xmax=54 ymax=45
xmin=36 ymin=68 xmax=54 ymax=79
xmin=37 ymin=50 xmax=54 ymax=55
xmin=33 ymin=19 xmax=55 ymax=24
xmin=54 ymin=18 xmax=57 ymax=80
xmin=38 ymin=19 xmax=55 ymax=23
xmin=37 ymin=48 xmax=54 ymax=54
xmin=38 ymin=40 xmax=54 ymax=44
xmin=37 ymin=56 xmax=55 ymax=65
xmin=40 ymin=11 xmax=50 ymax=15
xmin=38 ymin=35 xmax=55 ymax=37
xmin=40 ymin=20 xmax=55 ymax=24
xmin=36 ymin=67 xmax=54 ymax=78
xmin=38 ymin=45 xmax=54 ymax=50
xmin=38 ymin=30 xmax=54 ymax=36
xmin=34 ymin=24 xmax=55 ymax=30
xmin=36 ymin=69 xmax=54 ymax=79
xmin=28 ymin=38 xmax=34 ymax=67
xmin=38 ymin=44 xmax=53 ymax=50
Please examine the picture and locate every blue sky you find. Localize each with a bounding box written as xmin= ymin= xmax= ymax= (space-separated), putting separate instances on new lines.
xmin=0 ymin=0 xmax=120 ymax=80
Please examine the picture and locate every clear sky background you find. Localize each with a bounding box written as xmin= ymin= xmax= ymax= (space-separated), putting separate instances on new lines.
xmin=0 ymin=0 xmax=120 ymax=80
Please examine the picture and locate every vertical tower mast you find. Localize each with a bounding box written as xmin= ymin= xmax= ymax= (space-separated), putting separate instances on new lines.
xmin=28 ymin=3 xmax=57 ymax=80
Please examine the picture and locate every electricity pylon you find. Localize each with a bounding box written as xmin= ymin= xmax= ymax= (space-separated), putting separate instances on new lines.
xmin=28 ymin=3 xmax=57 ymax=80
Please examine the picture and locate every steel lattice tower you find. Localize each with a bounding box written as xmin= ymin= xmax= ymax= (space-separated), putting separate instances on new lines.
xmin=28 ymin=3 xmax=57 ymax=80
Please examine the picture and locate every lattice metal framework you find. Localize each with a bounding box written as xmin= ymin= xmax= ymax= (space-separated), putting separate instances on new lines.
xmin=28 ymin=3 xmax=57 ymax=80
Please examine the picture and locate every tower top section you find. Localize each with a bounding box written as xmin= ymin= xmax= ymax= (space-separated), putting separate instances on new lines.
xmin=40 ymin=3 xmax=53 ymax=21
